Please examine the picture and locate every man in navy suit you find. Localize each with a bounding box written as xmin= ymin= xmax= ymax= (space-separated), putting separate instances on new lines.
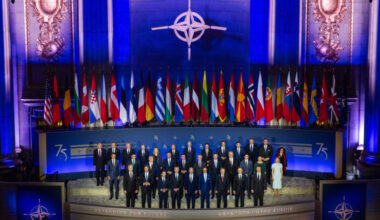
xmin=147 ymin=156 xmax=159 ymax=199
xmin=127 ymin=154 xmax=140 ymax=177
xmin=168 ymin=144 xmax=180 ymax=162
xmin=240 ymin=153 xmax=254 ymax=199
xmin=123 ymin=164 xmax=139 ymax=207
xmin=179 ymin=154 xmax=189 ymax=175
xmin=215 ymin=167 xmax=229 ymax=208
xmin=140 ymin=165 xmax=153 ymax=208
xmin=201 ymin=143 xmax=213 ymax=167
xmin=216 ymin=140 xmax=229 ymax=166
xmin=158 ymin=171 xmax=170 ymax=209
xmin=225 ymin=151 xmax=238 ymax=196
xmin=162 ymin=152 xmax=176 ymax=178
xmin=251 ymin=166 xmax=267 ymax=206
xmin=170 ymin=166 xmax=184 ymax=209
xmin=210 ymin=153 xmax=221 ymax=199
xmin=198 ymin=167 xmax=212 ymax=209
xmin=138 ymin=144 xmax=149 ymax=171
xmin=245 ymin=137 xmax=260 ymax=163
xmin=107 ymin=142 xmax=121 ymax=161
xmin=233 ymin=167 xmax=248 ymax=207
xmin=184 ymin=167 xmax=198 ymax=209
xmin=194 ymin=154 xmax=206 ymax=177
xmin=93 ymin=143 xmax=107 ymax=186
xmin=259 ymin=138 xmax=273 ymax=184
xmin=122 ymin=143 xmax=135 ymax=168
xmin=233 ymin=141 xmax=245 ymax=163
xmin=184 ymin=141 xmax=196 ymax=165
xmin=107 ymin=153 xmax=121 ymax=200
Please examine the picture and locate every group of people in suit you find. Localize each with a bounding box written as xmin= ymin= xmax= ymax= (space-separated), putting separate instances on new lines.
xmin=93 ymin=138 xmax=283 ymax=209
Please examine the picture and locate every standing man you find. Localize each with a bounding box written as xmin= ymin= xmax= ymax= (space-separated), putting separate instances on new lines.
xmin=233 ymin=167 xmax=247 ymax=207
xmin=138 ymin=144 xmax=149 ymax=171
xmin=184 ymin=141 xmax=196 ymax=165
xmin=123 ymin=164 xmax=139 ymax=208
xmin=259 ymin=138 xmax=273 ymax=184
xmin=233 ymin=141 xmax=245 ymax=164
xmin=122 ymin=143 xmax=135 ymax=168
xmin=170 ymin=166 xmax=184 ymax=209
xmin=210 ymin=153 xmax=221 ymax=199
xmin=194 ymin=154 xmax=206 ymax=177
xmin=169 ymin=144 xmax=180 ymax=162
xmin=93 ymin=143 xmax=107 ymax=186
xmin=179 ymin=154 xmax=189 ymax=175
xmin=240 ymin=154 xmax=253 ymax=199
xmin=215 ymin=167 xmax=229 ymax=208
xmin=163 ymin=152 xmax=176 ymax=179
xmin=225 ymin=151 xmax=238 ymax=197
xmin=198 ymin=167 xmax=212 ymax=209
xmin=201 ymin=143 xmax=213 ymax=167
xmin=245 ymin=138 xmax=259 ymax=163
xmin=108 ymin=142 xmax=120 ymax=161
xmin=140 ymin=165 xmax=153 ymax=208
xmin=147 ymin=156 xmax=159 ymax=199
xmin=158 ymin=171 xmax=170 ymax=209
xmin=216 ymin=140 xmax=229 ymax=166
xmin=251 ymin=166 xmax=267 ymax=206
xmin=107 ymin=153 xmax=121 ymax=200
xmin=184 ymin=167 xmax=198 ymax=209
xmin=127 ymin=154 xmax=140 ymax=177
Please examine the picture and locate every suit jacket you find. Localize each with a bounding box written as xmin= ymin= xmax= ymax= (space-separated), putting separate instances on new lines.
xmin=225 ymin=158 xmax=238 ymax=178
xmin=107 ymin=148 xmax=121 ymax=161
xmin=258 ymin=145 xmax=273 ymax=164
xmin=121 ymin=148 xmax=135 ymax=166
xmin=194 ymin=161 xmax=206 ymax=177
xmin=216 ymin=146 xmax=229 ymax=160
xmin=123 ymin=172 xmax=139 ymax=193
xmin=127 ymin=159 xmax=141 ymax=175
xmin=168 ymin=149 xmax=180 ymax=162
xmin=210 ymin=159 xmax=221 ymax=179
xmin=184 ymin=174 xmax=198 ymax=193
xmin=107 ymin=159 xmax=121 ymax=178
xmin=198 ymin=173 xmax=212 ymax=193
xmin=152 ymin=153 xmax=162 ymax=169
xmin=179 ymin=160 xmax=190 ymax=172
xmin=251 ymin=172 xmax=267 ymax=193
xmin=201 ymin=149 xmax=213 ymax=164
xmin=158 ymin=177 xmax=170 ymax=194
xmin=93 ymin=148 xmax=107 ymax=167
xmin=240 ymin=160 xmax=253 ymax=176
xmin=184 ymin=147 xmax=196 ymax=164
xmin=244 ymin=143 xmax=259 ymax=162
xmin=140 ymin=172 xmax=154 ymax=191
xmin=138 ymin=150 xmax=149 ymax=166
xmin=233 ymin=147 xmax=245 ymax=163
xmin=233 ymin=174 xmax=247 ymax=194
xmin=215 ymin=174 xmax=229 ymax=193
xmin=162 ymin=158 xmax=176 ymax=173
xmin=170 ymin=173 xmax=184 ymax=192
xmin=146 ymin=161 xmax=159 ymax=180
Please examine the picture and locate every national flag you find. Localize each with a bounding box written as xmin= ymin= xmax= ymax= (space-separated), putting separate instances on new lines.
xmin=291 ymin=72 xmax=301 ymax=124
xmin=110 ymin=72 xmax=119 ymax=122
xmin=275 ymin=73 xmax=283 ymax=121
xmin=191 ymin=72 xmax=200 ymax=121
xmin=183 ymin=74 xmax=190 ymax=122
xmin=127 ymin=72 xmax=137 ymax=123
xmin=89 ymin=74 xmax=100 ymax=124
xmin=228 ymin=71 xmax=235 ymax=122
xmin=155 ymin=75 xmax=165 ymax=123
xmin=73 ymin=72 xmax=81 ymax=125
xmin=100 ymin=73 xmax=107 ymax=123
xmin=63 ymin=76 xmax=73 ymax=126
xmin=146 ymin=72 xmax=154 ymax=121
xmin=137 ymin=72 xmax=145 ymax=124
xmin=201 ymin=71 xmax=209 ymax=122
xmin=318 ymin=74 xmax=328 ymax=124
xmin=81 ymin=73 xmax=89 ymax=125
xmin=265 ymin=75 xmax=274 ymax=123
xmin=329 ymin=74 xmax=339 ymax=126
xmin=165 ymin=71 xmax=172 ymax=123
xmin=211 ymin=71 xmax=219 ymax=121
xmin=43 ymin=77 xmax=53 ymax=126
xmin=246 ymin=72 xmax=255 ymax=123
xmin=283 ymin=71 xmax=292 ymax=123
xmin=255 ymin=71 xmax=265 ymax=122
xmin=52 ymin=74 xmax=62 ymax=125
xmin=235 ymin=72 xmax=246 ymax=122
xmin=301 ymin=73 xmax=309 ymax=125
xmin=218 ymin=70 xmax=226 ymax=122
xmin=175 ymin=76 xmax=183 ymax=123
xmin=309 ymin=74 xmax=318 ymax=124
xmin=119 ymin=75 xmax=128 ymax=124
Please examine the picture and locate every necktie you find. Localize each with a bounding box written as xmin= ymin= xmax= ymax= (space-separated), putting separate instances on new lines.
xmin=206 ymin=149 xmax=208 ymax=156
xmin=251 ymin=145 xmax=253 ymax=152
xmin=215 ymin=161 xmax=217 ymax=167
xmin=204 ymin=174 xmax=207 ymax=181
xmin=222 ymin=147 xmax=224 ymax=154
xmin=113 ymin=148 xmax=115 ymax=153
xmin=246 ymin=160 xmax=248 ymax=167
xmin=230 ymin=158 xmax=232 ymax=165
xmin=146 ymin=173 xmax=148 ymax=181
xmin=222 ymin=175 xmax=224 ymax=182
xmin=130 ymin=172 xmax=132 ymax=179
xmin=168 ymin=159 xmax=171 ymax=166
xmin=132 ymin=160 xmax=135 ymax=166
xmin=265 ymin=145 xmax=267 ymax=152
xmin=176 ymin=174 xmax=178 ymax=181
xmin=258 ymin=173 xmax=260 ymax=180
xmin=113 ymin=159 xmax=115 ymax=167
xmin=98 ymin=149 xmax=101 ymax=158
xmin=238 ymin=148 xmax=240 ymax=154
xmin=142 ymin=151 xmax=144 ymax=156
xmin=163 ymin=178 xmax=165 ymax=183
xmin=127 ymin=149 xmax=130 ymax=154
xmin=239 ymin=174 xmax=242 ymax=180
xmin=183 ymin=161 xmax=185 ymax=167
xmin=150 ymin=163 xmax=152 ymax=169
xmin=190 ymin=175 xmax=193 ymax=182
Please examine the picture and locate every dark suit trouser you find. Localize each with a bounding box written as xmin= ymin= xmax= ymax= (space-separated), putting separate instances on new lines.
xmin=126 ymin=191 xmax=135 ymax=207
xmin=247 ymin=175 xmax=252 ymax=197
xmin=141 ymin=189 xmax=152 ymax=208
xmin=171 ymin=190 xmax=182 ymax=209
xmin=211 ymin=177 xmax=217 ymax=197
xmin=152 ymin=180 xmax=157 ymax=198
xmin=228 ymin=176 xmax=234 ymax=195
xmin=159 ymin=192 xmax=168 ymax=208
xmin=95 ymin=166 xmax=105 ymax=184
xmin=186 ymin=192 xmax=196 ymax=209
xmin=217 ymin=192 xmax=227 ymax=208
xmin=254 ymin=191 xmax=264 ymax=206
xmin=200 ymin=192 xmax=210 ymax=208
xmin=109 ymin=178 xmax=119 ymax=198
xmin=235 ymin=192 xmax=244 ymax=207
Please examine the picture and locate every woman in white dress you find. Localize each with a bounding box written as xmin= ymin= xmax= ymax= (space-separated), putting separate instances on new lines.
xmin=271 ymin=157 xmax=283 ymax=197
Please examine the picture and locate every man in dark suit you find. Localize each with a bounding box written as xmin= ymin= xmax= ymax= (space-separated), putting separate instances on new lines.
xmin=251 ymin=166 xmax=267 ymax=206
xmin=233 ymin=141 xmax=245 ymax=164
xmin=233 ymin=167 xmax=247 ymax=207
xmin=107 ymin=153 xmax=121 ymax=200
xmin=138 ymin=144 xmax=149 ymax=171
xmin=179 ymin=154 xmax=189 ymax=175
xmin=245 ymin=138 xmax=260 ymax=163
xmin=162 ymin=152 xmax=176 ymax=178
xmin=123 ymin=164 xmax=139 ymax=207
xmin=140 ymin=165 xmax=153 ymax=208
xmin=107 ymin=142 xmax=120 ymax=161
xmin=93 ymin=143 xmax=107 ymax=186
xmin=122 ymin=143 xmax=135 ymax=168
xmin=147 ymin=156 xmax=159 ymax=199
xmin=201 ymin=143 xmax=213 ymax=167
xmin=158 ymin=171 xmax=170 ymax=209
xmin=198 ymin=167 xmax=212 ymax=209
xmin=215 ymin=167 xmax=229 ymax=208
xmin=259 ymin=138 xmax=273 ymax=184
xmin=210 ymin=153 xmax=221 ymax=199
xmin=170 ymin=166 xmax=184 ymax=209
xmin=216 ymin=140 xmax=229 ymax=166
xmin=194 ymin=154 xmax=206 ymax=177
xmin=225 ymin=151 xmax=238 ymax=196
xmin=184 ymin=141 xmax=196 ymax=165
xmin=127 ymin=154 xmax=140 ymax=177
xmin=184 ymin=167 xmax=198 ymax=209
xmin=168 ymin=144 xmax=180 ymax=162
xmin=240 ymin=154 xmax=254 ymax=199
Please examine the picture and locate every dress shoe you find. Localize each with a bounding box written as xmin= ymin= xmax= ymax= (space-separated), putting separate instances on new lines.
xmin=109 ymin=196 xmax=113 ymax=200
xmin=115 ymin=196 xmax=118 ymax=200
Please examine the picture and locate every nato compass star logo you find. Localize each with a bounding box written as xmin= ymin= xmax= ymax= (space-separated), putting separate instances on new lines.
xmin=23 ymin=198 xmax=56 ymax=219
xmin=151 ymin=0 xmax=227 ymax=60
xmin=328 ymin=196 xmax=360 ymax=220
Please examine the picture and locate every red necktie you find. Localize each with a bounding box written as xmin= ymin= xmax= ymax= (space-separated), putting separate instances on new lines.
xmin=222 ymin=176 xmax=224 ymax=182
xmin=98 ymin=150 xmax=101 ymax=158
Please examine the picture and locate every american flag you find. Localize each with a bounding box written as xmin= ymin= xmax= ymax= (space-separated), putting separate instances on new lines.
xmin=44 ymin=77 xmax=53 ymax=125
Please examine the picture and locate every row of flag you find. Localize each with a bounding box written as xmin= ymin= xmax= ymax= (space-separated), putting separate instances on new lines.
xmin=43 ymin=70 xmax=340 ymax=127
